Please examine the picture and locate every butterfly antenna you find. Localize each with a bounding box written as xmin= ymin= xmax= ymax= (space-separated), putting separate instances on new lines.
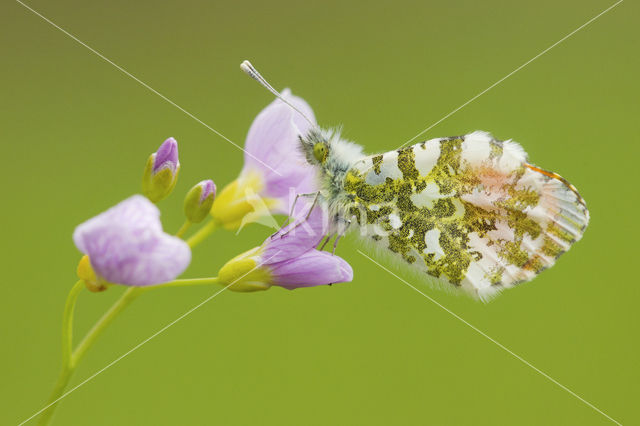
xmin=240 ymin=60 xmax=315 ymax=127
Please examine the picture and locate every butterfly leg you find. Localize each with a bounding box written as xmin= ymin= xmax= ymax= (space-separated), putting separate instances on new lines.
xmin=332 ymin=234 xmax=343 ymax=254
xmin=318 ymin=234 xmax=333 ymax=251
xmin=271 ymin=192 xmax=319 ymax=239
xmin=279 ymin=191 xmax=320 ymax=238
xmin=288 ymin=192 xmax=319 ymax=223
xmin=331 ymin=215 xmax=354 ymax=254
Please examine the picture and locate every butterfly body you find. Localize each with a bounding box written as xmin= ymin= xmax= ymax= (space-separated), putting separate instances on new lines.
xmin=300 ymin=128 xmax=589 ymax=300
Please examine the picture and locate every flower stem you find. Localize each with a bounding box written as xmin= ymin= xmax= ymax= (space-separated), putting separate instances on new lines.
xmin=62 ymin=280 xmax=85 ymax=370
xmin=38 ymin=275 xmax=221 ymax=424
xmin=149 ymin=277 xmax=220 ymax=289
xmin=186 ymin=219 xmax=218 ymax=248
xmin=37 ymin=286 xmax=141 ymax=425
xmin=175 ymin=220 xmax=192 ymax=238
xmin=37 ymin=367 xmax=74 ymax=426
xmin=37 ymin=280 xmax=85 ymax=426
xmin=71 ymin=287 xmax=143 ymax=366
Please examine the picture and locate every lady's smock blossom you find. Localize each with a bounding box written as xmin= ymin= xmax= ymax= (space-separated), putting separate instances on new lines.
xmin=217 ymin=206 xmax=353 ymax=292
xmin=73 ymin=195 xmax=191 ymax=287
xmin=184 ymin=179 xmax=216 ymax=223
xmin=142 ymin=137 xmax=180 ymax=202
xmin=211 ymin=90 xmax=317 ymax=230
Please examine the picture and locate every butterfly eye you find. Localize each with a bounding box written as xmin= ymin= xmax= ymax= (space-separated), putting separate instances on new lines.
xmin=313 ymin=142 xmax=328 ymax=163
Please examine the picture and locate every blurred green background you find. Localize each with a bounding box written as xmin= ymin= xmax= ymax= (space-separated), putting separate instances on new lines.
xmin=1 ymin=0 xmax=638 ymax=424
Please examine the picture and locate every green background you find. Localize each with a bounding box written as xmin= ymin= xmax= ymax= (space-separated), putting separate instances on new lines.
xmin=1 ymin=0 xmax=638 ymax=424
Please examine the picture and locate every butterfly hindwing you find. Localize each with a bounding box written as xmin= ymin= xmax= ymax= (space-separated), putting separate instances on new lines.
xmin=342 ymin=131 xmax=589 ymax=300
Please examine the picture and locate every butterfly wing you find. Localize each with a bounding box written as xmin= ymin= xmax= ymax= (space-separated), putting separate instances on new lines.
xmin=343 ymin=131 xmax=589 ymax=300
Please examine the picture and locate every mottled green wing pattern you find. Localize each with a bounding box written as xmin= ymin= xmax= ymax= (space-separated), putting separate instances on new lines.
xmin=342 ymin=131 xmax=589 ymax=300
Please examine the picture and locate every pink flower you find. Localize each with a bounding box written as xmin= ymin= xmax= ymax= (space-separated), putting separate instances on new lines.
xmin=217 ymin=206 xmax=353 ymax=292
xmin=211 ymin=90 xmax=318 ymax=229
xmin=241 ymin=89 xmax=317 ymax=204
xmin=73 ymin=195 xmax=191 ymax=286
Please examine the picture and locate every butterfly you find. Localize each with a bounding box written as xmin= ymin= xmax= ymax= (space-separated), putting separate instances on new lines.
xmin=242 ymin=61 xmax=589 ymax=300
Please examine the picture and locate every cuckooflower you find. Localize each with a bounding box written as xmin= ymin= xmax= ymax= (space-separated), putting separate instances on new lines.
xmin=142 ymin=137 xmax=180 ymax=202
xmin=73 ymin=195 xmax=191 ymax=287
xmin=217 ymin=205 xmax=353 ymax=292
xmin=211 ymin=89 xmax=317 ymax=230
xmin=184 ymin=179 xmax=216 ymax=223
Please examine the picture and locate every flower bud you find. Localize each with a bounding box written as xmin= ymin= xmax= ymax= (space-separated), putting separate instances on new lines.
xmin=142 ymin=137 xmax=180 ymax=203
xmin=217 ymin=247 xmax=272 ymax=292
xmin=184 ymin=180 xmax=216 ymax=223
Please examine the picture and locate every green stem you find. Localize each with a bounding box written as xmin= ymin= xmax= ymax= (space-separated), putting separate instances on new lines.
xmin=39 ymin=286 xmax=142 ymax=425
xmin=175 ymin=221 xmax=192 ymax=238
xmin=62 ymin=280 xmax=85 ymax=369
xmin=149 ymin=277 xmax=220 ymax=289
xmin=186 ymin=219 xmax=218 ymax=248
xmin=71 ymin=287 xmax=143 ymax=366
xmin=38 ymin=272 xmax=218 ymax=426
xmin=38 ymin=275 xmax=221 ymax=424
xmin=37 ymin=367 xmax=74 ymax=426
xmin=69 ymin=279 xmax=219 ymax=366
xmin=37 ymin=281 xmax=85 ymax=426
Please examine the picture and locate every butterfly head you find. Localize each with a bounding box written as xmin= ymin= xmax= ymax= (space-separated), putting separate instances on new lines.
xmin=300 ymin=127 xmax=364 ymax=179
xmin=300 ymin=128 xmax=332 ymax=167
xmin=312 ymin=141 xmax=329 ymax=164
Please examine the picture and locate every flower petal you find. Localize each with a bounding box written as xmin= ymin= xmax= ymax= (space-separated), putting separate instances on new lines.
xmin=244 ymin=89 xmax=315 ymax=166
xmin=282 ymin=88 xmax=316 ymax=133
xmin=95 ymin=233 xmax=191 ymax=286
xmin=268 ymin=250 xmax=353 ymax=290
xmin=73 ymin=195 xmax=161 ymax=253
xmin=242 ymin=90 xmax=318 ymax=212
xmin=73 ymin=195 xmax=191 ymax=286
xmin=153 ymin=137 xmax=179 ymax=173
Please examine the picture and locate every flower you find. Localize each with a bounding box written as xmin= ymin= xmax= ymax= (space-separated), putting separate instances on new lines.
xmin=217 ymin=205 xmax=353 ymax=292
xmin=211 ymin=90 xmax=317 ymax=230
xmin=184 ymin=180 xmax=216 ymax=223
xmin=73 ymin=195 xmax=191 ymax=287
xmin=142 ymin=137 xmax=180 ymax=202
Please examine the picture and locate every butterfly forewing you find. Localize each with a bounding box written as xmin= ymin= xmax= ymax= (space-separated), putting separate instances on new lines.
xmin=342 ymin=131 xmax=589 ymax=300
